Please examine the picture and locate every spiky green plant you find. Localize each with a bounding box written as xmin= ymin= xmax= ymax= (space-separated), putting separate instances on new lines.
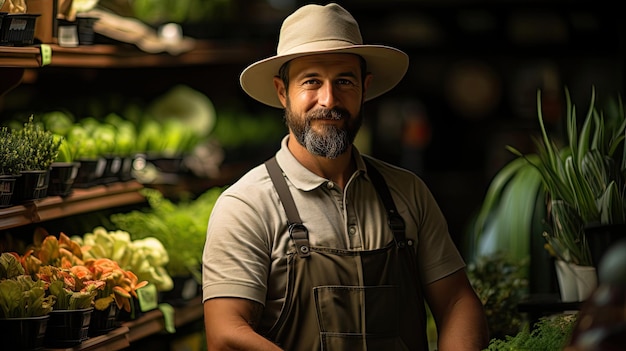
xmin=509 ymin=87 xmax=626 ymax=266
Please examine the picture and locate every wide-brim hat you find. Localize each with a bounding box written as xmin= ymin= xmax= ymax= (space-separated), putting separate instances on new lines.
xmin=240 ymin=3 xmax=409 ymax=108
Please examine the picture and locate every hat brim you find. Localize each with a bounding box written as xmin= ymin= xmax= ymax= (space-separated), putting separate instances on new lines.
xmin=240 ymin=45 xmax=409 ymax=108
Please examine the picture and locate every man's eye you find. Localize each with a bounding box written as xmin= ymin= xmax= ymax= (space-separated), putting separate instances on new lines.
xmin=337 ymin=79 xmax=354 ymax=85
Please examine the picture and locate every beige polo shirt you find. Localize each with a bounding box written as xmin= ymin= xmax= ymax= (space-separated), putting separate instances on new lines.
xmin=202 ymin=136 xmax=465 ymax=325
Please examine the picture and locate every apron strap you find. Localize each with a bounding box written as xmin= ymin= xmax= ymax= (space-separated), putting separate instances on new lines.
xmin=364 ymin=158 xmax=408 ymax=249
xmin=265 ymin=157 xmax=311 ymax=258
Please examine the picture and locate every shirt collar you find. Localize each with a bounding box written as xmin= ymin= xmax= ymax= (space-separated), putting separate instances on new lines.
xmin=274 ymin=135 xmax=367 ymax=191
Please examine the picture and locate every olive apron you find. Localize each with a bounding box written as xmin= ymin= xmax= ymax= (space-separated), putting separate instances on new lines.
xmin=264 ymin=157 xmax=428 ymax=351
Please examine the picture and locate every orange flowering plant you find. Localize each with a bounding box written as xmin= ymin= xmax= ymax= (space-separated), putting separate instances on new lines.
xmin=20 ymin=229 xmax=147 ymax=312
xmin=84 ymin=258 xmax=148 ymax=312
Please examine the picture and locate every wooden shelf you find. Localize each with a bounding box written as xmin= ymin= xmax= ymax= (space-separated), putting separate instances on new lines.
xmin=44 ymin=297 xmax=204 ymax=351
xmin=0 ymin=46 xmax=46 ymax=67
xmin=0 ymin=40 xmax=260 ymax=68
xmin=0 ymin=181 xmax=145 ymax=231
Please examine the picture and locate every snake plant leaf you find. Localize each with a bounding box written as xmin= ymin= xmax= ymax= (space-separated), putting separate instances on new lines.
xmin=474 ymin=159 xmax=544 ymax=263
xmin=581 ymin=149 xmax=609 ymax=198
xmin=549 ymin=199 xmax=592 ymax=266
xmin=573 ymin=88 xmax=595 ymax=167
xmin=473 ymin=155 xmax=538 ymax=238
xmin=564 ymin=156 xmax=598 ymax=223
xmin=599 ymin=181 xmax=626 ymax=224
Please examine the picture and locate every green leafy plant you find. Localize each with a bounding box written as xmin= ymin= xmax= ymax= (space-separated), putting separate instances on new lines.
xmin=508 ymin=87 xmax=626 ymax=266
xmin=468 ymin=252 xmax=529 ymax=340
xmin=42 ymin=267 xmax=98 ymax=310
xmin=0 ymin=252 xmax=55 ymax=318
xmin=22 ymin=230 xmax=147 ymax=312
xmin=110 ymin=187 xmax=224 ymax=280
xmin=471 ymin=155 xmax=546 ymax=264
xmin=74 ymin=226 xmax=174 ymax=292
xmin=485 ymin=314 xmax=577 ymax=351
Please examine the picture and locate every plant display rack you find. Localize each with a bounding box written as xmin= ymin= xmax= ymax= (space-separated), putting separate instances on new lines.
xmin=43 ymin=296 xmax=203 ymax=351
xmin=0 ymin=35 xmax=260 ymax=350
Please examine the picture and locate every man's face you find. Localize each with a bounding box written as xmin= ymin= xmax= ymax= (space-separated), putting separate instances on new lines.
xmin=276 ymin=54 xmax=370 ymax=159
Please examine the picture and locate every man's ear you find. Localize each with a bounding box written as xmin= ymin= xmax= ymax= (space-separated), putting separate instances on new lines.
xmin=273 ymin=76 xmax=287 ymax=108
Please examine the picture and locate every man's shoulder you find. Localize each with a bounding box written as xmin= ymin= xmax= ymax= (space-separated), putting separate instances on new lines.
xmin=222 ymin=162 xmax=274 ymax=195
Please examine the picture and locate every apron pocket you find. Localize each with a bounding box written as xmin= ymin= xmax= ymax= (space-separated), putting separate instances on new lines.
xmin=314 ymin=285 xmax=399 ymax=336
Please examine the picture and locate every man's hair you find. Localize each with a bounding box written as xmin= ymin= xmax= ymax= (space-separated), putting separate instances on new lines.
xmin=277 ymin=56 xmax=368 ymax=91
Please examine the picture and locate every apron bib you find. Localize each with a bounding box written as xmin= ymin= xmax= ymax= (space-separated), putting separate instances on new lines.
xmin=264 ymin=157 xmax=428 ymax=351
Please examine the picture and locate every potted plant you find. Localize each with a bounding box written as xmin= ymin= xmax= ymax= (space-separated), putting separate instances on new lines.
xmin=475 ymin=87 xmax=626 ymax=302
xmin=48 ymin=130 xmax=81 ymax=197
xmin=110 ymin=187 xmax=224 ymax=303
xmin=11 ymin=116 xmax=62 ymax=202
xmin=0 ymin=126 xmax=24 ymax=207
xmin=0 ymin=252 xmax=55 ymax=350
xmin=511 ymin=87 xmax=625 ymax=262
xmin=19 ymin=231 xmax=96 ymax=348
xmin=23 ymin=229 xmax=149 ymax=333
xmin=84 ymin=257 xmax=149 ymax=327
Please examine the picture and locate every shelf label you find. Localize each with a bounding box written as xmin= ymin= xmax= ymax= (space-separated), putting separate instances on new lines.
xmin=138 ymin=283 xmax=159 ymax=312
xmin=40 ymin=44 xmax=52 ymax=66
xmin=159 ymin=303 xmax=176 ymax=334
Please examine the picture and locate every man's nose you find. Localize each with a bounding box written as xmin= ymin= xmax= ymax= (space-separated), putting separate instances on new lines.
xmin=317 ymin=83 xmax=338 ymax=108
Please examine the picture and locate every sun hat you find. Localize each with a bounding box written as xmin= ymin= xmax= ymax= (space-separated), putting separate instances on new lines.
xmin=239 ymin=3 xmax=409 ymax=108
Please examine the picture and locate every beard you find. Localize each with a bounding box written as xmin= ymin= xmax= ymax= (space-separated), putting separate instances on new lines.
xmin=285 ymin=104 xmax=363 ymax=159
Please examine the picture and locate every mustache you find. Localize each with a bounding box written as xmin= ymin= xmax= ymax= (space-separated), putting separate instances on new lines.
xmin=306 ymin=108 xmax=349 ymax=121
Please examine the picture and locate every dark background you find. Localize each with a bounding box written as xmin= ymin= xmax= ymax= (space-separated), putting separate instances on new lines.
xmin=1 ymin=0 xmax=624 ymax=255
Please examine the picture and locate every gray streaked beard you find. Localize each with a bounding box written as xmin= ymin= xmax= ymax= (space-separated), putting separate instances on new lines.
xmin=303 ymin=124 xmax=348 ymax=159
xmin=285 ymin=107 xmax=361 ymax=159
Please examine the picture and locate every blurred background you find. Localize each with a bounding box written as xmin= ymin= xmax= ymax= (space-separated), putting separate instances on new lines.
xmin=1 ymin=0 xmax=623 ymax=253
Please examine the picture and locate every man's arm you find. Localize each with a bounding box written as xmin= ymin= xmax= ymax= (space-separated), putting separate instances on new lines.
xmin=204 ymin=297 xmax=283 ymax=351
xmin=424 ymin=269 xmax=489 ymax=351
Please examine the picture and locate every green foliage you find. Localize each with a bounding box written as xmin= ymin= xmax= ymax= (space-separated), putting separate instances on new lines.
xmin=129 ymin=0 xmax=234 ymax=24
xmin=211 ymin=108 xmax=286 ymax=149
xmin=485 ymin=314 xmax=576 ymax=351
xmin=13 ymin=116 xmax=62 ymax=171
xmin=109 ymin=187 xmax=225 ymax=280
xmin=0 ymin=277 xmax=55 ymax=318
xmin=0 ymin=253 xmax=55 ymax=318
xmin=74 ymin=227 xmax=174 ymax=292
xmin=471 ymin=155 xmax=546 ymax=264
xmin=0 ymin=126 xmax=24 ymax=175
xmin=467 ymin=252 xmax=529 ymax=340
xmin=508 ymin=87 xmax=626 ymax=266
xmin=48 ymin=279 xmax=96 ymax=310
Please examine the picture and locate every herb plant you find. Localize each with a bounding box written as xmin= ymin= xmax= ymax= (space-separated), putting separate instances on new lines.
xmin=0 ymin=126 xmax=24 ymax=175
xmin=14 ymin=116 xmax=62 ymax=171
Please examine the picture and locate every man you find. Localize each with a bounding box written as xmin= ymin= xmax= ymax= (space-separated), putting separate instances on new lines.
xmin=202 ymin=3 xmax=489 ymax=350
